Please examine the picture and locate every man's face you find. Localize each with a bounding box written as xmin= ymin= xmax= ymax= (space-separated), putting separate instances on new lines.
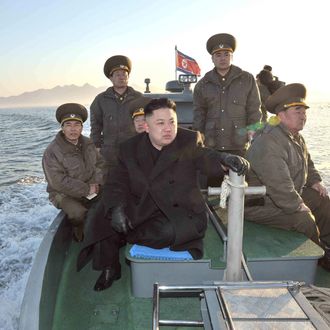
xmin=62 ymin=120 xmax=83 ymax=143
xmin=110 ymin=69 xmax=129 ymax=88
xmin=278 ymin=106 xmax=307 ymax=134
xmin=133 ymin=115 xmax=146 ymax=133
xmin=145 ymin=108 xmax=178 ymax=150
xmin=212 ymin=51 xmax=233 ymax=73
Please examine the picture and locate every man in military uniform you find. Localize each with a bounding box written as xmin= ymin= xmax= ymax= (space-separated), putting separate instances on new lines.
xmin=132 ymin=107 xmax=146 ymax=133
xmin=256 ymin=66 xmax=286 ymax=122
xmin=43 ymin=103 xmax=106 ymax=242
xmin=90 ymin=55 xmax=142 ymax=168
xmin=77 ymin=98 xmax=249 ymax=291
xmin=193 ymin=33 xmax=261 ymax=160
xmin=245 ymin=84 xmax=330 ymax=271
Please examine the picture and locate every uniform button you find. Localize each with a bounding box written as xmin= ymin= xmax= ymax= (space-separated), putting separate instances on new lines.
xmin=221 ymin=147 xmax=225 ymax=149
xmin=169 ymin=179 xmax=175 ymax=184
xmin=221 ymin=109 xmax=224 ymax=112
xmin=222 ymin=77 xmax=225 ymax=81
xmin=221 ymin=128 xmax=224 ymax=131
xmin=173 ymin=203 xmax=178 ymax=207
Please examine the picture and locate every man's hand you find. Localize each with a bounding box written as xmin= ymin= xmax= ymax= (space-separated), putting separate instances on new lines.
xmin=111 ymin=206 xmax=132 ymax=234
xmin=311 ymin=181 xmax=328 ymax=198
xmin=220 ymin=153 xmax=250 ymax=176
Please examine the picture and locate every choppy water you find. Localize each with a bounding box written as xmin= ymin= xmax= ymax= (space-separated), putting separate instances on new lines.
xmin=0 ymin=104 xmax=329 ymax=329
xmin=0 ymin=107 xmax=90 ymax=330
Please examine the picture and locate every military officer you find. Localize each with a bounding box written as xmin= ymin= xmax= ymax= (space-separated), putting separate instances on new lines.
xmin=193 ymin=33 xmax=261 ymax=159
xmin=245 ymin=83 xmax=330 ymax=271
xmin=132 ymin=107 xmax=146 ymax=133
xmin=43 ymin=103 xmax=106 ymax=242
xmin=90 ymin=55 xmax=142 ymax=168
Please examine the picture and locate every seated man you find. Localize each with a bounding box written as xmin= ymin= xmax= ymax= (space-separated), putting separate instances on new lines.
xmin=245 ymin=83 xmax=330 ymax=271
xmin=77 ymin=97 xmax=249 ymax=291
xmin=42 ymin=103 xmax=106 ymax=242
xmin=132 ymin=107 xmax=146 ymax=133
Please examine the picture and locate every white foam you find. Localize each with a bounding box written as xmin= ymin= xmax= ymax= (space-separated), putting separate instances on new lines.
xmin=0 ymin=182 xmax=58 ymax=330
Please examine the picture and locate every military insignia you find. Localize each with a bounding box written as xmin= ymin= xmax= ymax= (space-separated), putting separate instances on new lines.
xmin=70 ymin=114 xmax=76 ymax=118
xmin=120 ymin=65 xmax=125 ymax=68
xmin=219 ymin=44 xmax=224 ymax=48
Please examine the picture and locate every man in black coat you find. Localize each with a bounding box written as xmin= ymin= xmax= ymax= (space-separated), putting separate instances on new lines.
xmin=78 ymin=98 xmax=249 ymax=291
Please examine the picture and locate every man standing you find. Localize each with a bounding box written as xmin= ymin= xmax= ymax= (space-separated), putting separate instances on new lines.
xmin=77 ymin=98 xmax=249 ymax=291
xmin=43 ymin=103 xmax=106 ymax=242
xmin=90 ymin=55 xmax=142 ymax=167
xmin=245 ymin=83 xmax=330 ymax=271
xmin=193 ymin=33 xmax=261 ymax=157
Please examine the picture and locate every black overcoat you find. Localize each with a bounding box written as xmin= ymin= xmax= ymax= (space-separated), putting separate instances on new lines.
xmin=78 ymin=128 xmax=227 ymax=268
xmin=107 ymin=128 xmax=225 ymax=250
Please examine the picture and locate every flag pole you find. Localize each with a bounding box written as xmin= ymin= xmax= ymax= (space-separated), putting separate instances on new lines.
xmin=175 ymin=45 xmax=177 ymax=80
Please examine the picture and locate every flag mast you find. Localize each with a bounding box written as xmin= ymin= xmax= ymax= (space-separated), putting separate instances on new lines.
xmin=175 ymin=45 xmax=177 ymax=80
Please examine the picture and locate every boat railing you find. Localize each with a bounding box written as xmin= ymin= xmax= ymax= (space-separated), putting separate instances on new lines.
xmin=207 ymin=171 xmax=266 ymax=282
xmin=152 ymin=281 xmax=329 ymax=330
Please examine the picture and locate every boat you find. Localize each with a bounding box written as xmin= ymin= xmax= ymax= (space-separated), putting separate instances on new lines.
xmin=19 ymin=75 xmax=330 ymax=329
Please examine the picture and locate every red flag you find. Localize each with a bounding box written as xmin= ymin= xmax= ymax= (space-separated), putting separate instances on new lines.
xmin=176 ymin=49 xmax=201 ymax=76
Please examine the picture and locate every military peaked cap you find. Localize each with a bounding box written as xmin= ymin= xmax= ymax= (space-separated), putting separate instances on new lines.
xmin=103 ymin=55 xmax=132 ymax=78
xmin=56 ymin=103 xmax=88 ymax=125
xmin=206 ymin=33 xmax=236 ymax=54
xmin=130 ymin=96 xmax=151 ymax=118
xmin=132 ymin=108 xmax=145 ymax=119
xmin=265 ymin=83 xmax=309 ymax=114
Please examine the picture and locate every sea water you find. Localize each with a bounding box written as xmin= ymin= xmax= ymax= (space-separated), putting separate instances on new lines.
xmin=0 ymin=104 xmax=329 ymax=329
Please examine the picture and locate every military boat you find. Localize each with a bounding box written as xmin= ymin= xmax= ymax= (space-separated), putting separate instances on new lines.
xmin=19 ymin=75 xmax=330 ymax=329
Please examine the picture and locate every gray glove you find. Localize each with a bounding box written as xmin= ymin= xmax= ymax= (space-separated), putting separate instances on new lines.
xmin=221 ymin=153 xmax=250 ymax=176
xmin=111 ymin=206 xmax=132 ymax=234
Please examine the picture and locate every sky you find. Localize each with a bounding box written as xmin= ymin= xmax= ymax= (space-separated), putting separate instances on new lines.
xmin=0 ymin=0 xmax=329 ymax=101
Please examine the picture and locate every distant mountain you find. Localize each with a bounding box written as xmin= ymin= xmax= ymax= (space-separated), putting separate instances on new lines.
xmin=0 ymin=83 xmax=141 ymax=108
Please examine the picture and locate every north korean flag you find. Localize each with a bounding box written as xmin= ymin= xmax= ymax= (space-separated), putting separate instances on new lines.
xmin=176 ymin=49 xmax=201 ymax=76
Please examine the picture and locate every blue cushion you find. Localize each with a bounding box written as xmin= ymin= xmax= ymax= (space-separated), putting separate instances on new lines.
xmin=129 ymin=244 xmax=193 ymax=260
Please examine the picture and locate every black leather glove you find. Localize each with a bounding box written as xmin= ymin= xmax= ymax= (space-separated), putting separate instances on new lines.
xmin=220 ymin=153 xmax=250 ymax=176
xmin=111 ymin=206 xmax=132 ymax=234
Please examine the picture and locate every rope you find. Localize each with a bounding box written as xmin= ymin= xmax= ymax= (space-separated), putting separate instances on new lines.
xmin=301 ymin=285 xmax=330 ymax=326
xmin=219 ymin=175 xmax=248 ymax=209
xmin=219 ymin=175 xmax=230 ymax=209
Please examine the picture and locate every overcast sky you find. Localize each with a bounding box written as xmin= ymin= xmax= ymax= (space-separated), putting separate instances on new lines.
xmin=1 ymin=0 xmax=329 ymax=101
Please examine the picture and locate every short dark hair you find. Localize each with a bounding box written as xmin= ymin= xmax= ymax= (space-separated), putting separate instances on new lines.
xmin=144 ymin=98 xmax=176 ymax=117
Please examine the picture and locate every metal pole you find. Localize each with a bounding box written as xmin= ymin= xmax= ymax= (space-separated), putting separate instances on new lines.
xmin=224 ymin=170 xmax=245 ymax=281
xmin=207 ymin=186 xmax=266 ymax=196
xmin=175 ymin=45 xmax=177 ymax=80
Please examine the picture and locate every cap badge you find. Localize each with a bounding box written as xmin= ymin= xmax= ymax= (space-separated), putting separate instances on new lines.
xmin=70 ymin=114 xmax=76 ymax=118
xmin=219 ymin=44 xmax=224 ymax=48
xmin=119 ymin=65 xmax=125 ymax=68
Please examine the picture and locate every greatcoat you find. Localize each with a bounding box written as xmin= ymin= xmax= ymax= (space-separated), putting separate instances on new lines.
xmin=90 ymin=86 xmax=142 ymax=166
xmin=193 ymin=65 xmax=261 ymax=152
xmin=42 ymin=132 xmax=106 ymax=205
xmin=245 ymin=122 xmax=322 ymax=220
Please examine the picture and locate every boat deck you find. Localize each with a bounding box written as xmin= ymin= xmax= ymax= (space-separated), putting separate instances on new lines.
xmin=48 ymin=212 xmax=330 ymax=330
